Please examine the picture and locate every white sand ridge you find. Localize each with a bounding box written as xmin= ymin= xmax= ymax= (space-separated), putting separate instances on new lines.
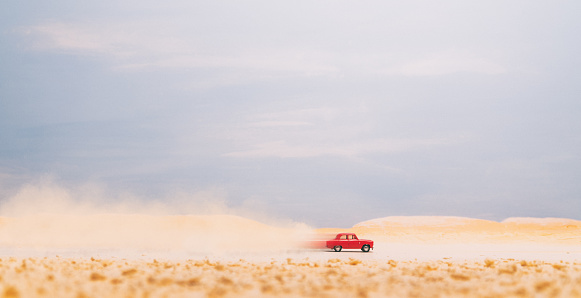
xmin=502 ymin=217 xmax=581 ymax=227
xmin=345 ymin=216 xmax=581 ymax=244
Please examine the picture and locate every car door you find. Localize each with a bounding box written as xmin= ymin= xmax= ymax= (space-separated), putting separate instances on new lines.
xmin=353 ymin=235 xmax=361 ymax=249
xmin=336 ymin=234 xmax=348 ymax=248
xmin=346 ymin=235 xmax=359 ymax=249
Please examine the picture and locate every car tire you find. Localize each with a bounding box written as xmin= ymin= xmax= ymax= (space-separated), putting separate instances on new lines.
xmin=333 ymin=246 xmax=342 ymax=252
xmin=361 ymin=245 xmax=370 ymax=252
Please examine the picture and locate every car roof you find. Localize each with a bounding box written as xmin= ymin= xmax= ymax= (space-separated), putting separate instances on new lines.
xmin=337 ymin=233 xmax=356 ymax=236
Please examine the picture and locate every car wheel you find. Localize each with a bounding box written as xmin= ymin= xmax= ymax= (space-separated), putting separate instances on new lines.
xmin=361 ymin=245 xmax=370 ymax=252
xmin=333 ymin=246 xmax=342 ymax=252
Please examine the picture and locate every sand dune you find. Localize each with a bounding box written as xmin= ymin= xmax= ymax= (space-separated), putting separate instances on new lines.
xmin=340 ymin=216 xmax=581 ymax=245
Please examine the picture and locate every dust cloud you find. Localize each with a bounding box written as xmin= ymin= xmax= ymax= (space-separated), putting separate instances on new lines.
xmin=0 ymin=180 xmax=311 ymax=256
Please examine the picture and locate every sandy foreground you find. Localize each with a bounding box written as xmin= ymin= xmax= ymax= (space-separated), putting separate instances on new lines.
xmin=1 ymin=214 xmax=581 ymax=297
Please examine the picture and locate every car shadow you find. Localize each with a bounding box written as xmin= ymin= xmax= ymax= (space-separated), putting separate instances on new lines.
xmin=323 ymin=250 xmax=374 ymax=253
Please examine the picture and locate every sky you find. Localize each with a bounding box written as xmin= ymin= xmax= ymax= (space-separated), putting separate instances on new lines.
xmin=1 ymin=0 xmax=580 ymax=227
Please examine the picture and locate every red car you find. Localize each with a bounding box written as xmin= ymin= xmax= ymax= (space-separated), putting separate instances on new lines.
xmin=326 ymin=233 xmax=374 ymax=252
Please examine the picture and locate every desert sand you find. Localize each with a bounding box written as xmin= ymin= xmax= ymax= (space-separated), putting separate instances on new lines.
xmin=1 ymin=214 xmax=580 ymax=297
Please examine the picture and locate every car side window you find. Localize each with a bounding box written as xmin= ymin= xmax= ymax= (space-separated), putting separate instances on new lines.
xmin=339 ymin=235 xmax=347 ymax=240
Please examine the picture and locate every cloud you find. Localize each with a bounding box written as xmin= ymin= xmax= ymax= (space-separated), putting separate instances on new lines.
xmin=224 ymin=137 xmax=454 ymax=158
xmin=247 ymin=121 xmax=313 ymax=128
xmin=23 ymin=22 xmax=134 ymax=56
xmin=21 ymin=22 xmax=338 ymax=76
xmin=216 ymin=105 xmax=467 ymax=158
xmin=400 ymin=58 xmax=505 ymax=76
xmin=21 ymin=21 xmax=507 ymax=82
xmin=383 ymin=52 xmax=507 ymax=76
